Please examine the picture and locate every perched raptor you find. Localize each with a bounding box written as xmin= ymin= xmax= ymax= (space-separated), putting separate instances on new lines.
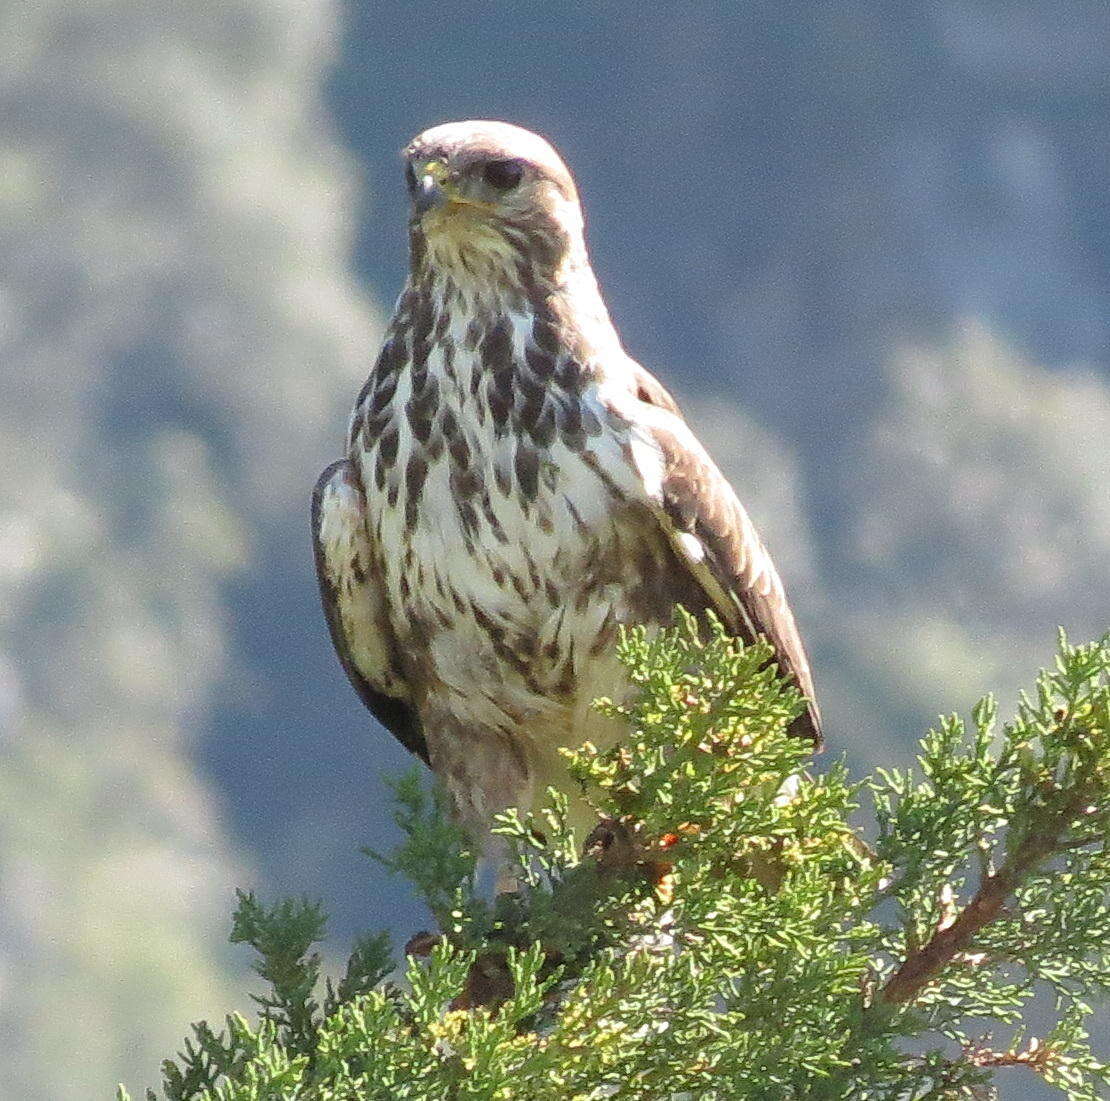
xmin=313 ymin=120 xmax=820 ymax=849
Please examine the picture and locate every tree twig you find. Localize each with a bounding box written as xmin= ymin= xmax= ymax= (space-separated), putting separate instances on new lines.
xmin=879 ymin=787 xmax=1094 ymax=1006
xmin=965 ymin=1037 xmax=1053 ymax=1073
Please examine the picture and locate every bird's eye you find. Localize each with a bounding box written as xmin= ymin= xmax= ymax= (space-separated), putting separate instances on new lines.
xmin=482 ymin=159 xmax=525 ymax=191
xmin=404 ymin=163 xmax=418 ymax=194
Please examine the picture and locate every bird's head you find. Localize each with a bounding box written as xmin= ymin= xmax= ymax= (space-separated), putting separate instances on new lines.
xmin=403 ymin=121 xmax=587 ymax=296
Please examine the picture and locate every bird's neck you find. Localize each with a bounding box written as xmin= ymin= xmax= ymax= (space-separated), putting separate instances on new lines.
xmin=405 ymin=241 xmax=622 ymax=372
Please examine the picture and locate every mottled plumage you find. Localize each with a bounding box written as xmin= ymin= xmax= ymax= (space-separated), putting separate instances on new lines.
xmin=313 ymin=120 xmax=820 ymax=844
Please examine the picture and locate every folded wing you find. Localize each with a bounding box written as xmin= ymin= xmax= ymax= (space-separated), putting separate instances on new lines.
xmin=613 ymin=363 xmax=822 ymax=746
xmin=311 ymin=460 xmax=427 ymax=763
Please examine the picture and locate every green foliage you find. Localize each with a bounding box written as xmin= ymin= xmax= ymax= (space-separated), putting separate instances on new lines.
xmin=130 ymin=623 xmax=1110 ymax=1099
xmin=362 ymin=773 xmax=477 ymax=932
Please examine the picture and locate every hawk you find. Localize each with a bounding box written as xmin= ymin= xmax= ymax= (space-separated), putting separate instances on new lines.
xmin=313 ymin=120 xmax=820 ymax=852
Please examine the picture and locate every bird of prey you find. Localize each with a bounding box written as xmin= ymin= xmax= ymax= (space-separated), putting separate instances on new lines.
xmin=313 ymin=120 xmax=820 ymax=852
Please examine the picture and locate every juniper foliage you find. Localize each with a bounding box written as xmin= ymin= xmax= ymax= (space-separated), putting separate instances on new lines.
xmin=124 ymin=620 xmax=1110 ymax=1099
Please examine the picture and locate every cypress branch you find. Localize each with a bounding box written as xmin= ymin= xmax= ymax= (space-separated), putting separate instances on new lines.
xmin=126 ymin=624 xmax=1110 ymax=1100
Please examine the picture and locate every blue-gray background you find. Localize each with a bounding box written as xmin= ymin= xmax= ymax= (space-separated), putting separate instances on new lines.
xmin=2 ymin=3 xmax=1107 ymax=1097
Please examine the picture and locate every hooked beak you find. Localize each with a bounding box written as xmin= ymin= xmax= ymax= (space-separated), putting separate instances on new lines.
xmin=411 ymin=159 xmax=450 ymax=217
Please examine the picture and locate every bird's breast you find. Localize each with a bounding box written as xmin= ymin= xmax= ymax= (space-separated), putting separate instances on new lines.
xmin=354 ymin=306 xmax=657 ymax=721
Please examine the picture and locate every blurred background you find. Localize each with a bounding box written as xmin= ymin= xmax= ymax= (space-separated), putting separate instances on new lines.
xmin=2 ymin=2 xmax=1108 ymax=1097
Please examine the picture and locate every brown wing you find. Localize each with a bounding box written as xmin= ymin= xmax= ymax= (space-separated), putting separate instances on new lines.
xmin=311 ymin=460 xmax=428 ymax=763
xmin=617 ymin=363 xmax=822 ymax=747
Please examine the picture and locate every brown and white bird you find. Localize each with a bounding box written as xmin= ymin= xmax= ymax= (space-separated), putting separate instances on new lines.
xmin=313 ymin=120 xmax=820 ymax=852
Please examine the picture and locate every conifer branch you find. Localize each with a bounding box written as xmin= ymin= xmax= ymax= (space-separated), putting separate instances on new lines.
xmin=132 ymin=627 xmax=1110 ymax=1101
xmin=880 ymin=775 xmax=1099 ymax=1006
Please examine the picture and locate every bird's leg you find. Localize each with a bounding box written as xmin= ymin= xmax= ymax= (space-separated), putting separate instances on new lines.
xmin=426 ymin=712 xmax=535 ymax=898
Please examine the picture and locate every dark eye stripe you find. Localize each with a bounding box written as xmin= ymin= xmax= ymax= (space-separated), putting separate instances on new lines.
xmin=483 ymin=159 xmax=525 ymax=191
xmin=404 ymin=163 xmax=418 ymax=193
